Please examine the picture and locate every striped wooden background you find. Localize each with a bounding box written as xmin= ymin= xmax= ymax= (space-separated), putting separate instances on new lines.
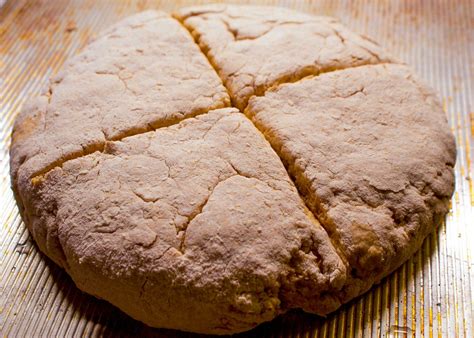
xmin=0 ymin=0 xmax=472 ymax=337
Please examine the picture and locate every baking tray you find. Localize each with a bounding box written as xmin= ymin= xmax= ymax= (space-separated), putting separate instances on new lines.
xmin=0 ymin=0 xmax=472 ymax=337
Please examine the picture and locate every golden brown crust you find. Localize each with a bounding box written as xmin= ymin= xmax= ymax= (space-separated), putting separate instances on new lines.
xmin=18 ymin=108 xmax=346 ymax=334
xmin=174 ymin=4 xmax=398 ymax=110
xmin=10 ymin=6 xmax=455 ymax=335
xmin=10 ymin=10 xmax=230 ymax=184
xmin=245 ymin=63 xmax=456 ymax=300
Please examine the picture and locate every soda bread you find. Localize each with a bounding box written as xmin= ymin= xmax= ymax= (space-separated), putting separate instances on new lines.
xmin=10 ymin=5 xmax=456 ymax=335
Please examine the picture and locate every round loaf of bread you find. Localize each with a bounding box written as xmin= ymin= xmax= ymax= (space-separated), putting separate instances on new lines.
xmin=10 ymin=5 xmax=456 ymax=335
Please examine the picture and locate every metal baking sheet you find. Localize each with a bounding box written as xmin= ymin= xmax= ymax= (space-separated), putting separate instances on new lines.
xmin=0 ymin=0 xmax=472 ymax=337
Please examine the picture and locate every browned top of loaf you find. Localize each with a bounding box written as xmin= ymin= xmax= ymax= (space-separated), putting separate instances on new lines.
xmin=10 ymin=5 xmax=456 ymax=335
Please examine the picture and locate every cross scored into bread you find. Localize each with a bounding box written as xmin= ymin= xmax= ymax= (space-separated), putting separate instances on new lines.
xmin=10 ymin=5 xmax=456 ymax=335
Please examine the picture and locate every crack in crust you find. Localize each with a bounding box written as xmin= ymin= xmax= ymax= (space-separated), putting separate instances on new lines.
xmin=177 ymin=173 xmax=236 ymax=253
xmin=174 ymin=11 xmax=356 ymax=256
xmin=175 ymin=10 xmax=455 ymax=318
xmin=243 ymin=64 xmax=456 ymax=300
xmin=11 ymin=10 xmax=230 ymax=186
xmin=174 ymin=5 xmax=398 ymax=110
xmin=28 ymin=108 xmax=222 ymax=182
xmin=22 ymin=8 xmax=394 ymax=184
xmin=175 ymin=8 xmax=357 ymax=314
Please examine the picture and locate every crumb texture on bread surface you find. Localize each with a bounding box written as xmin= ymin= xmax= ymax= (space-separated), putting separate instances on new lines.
xmin=10 ymin=5 xmax=456 ymax=335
